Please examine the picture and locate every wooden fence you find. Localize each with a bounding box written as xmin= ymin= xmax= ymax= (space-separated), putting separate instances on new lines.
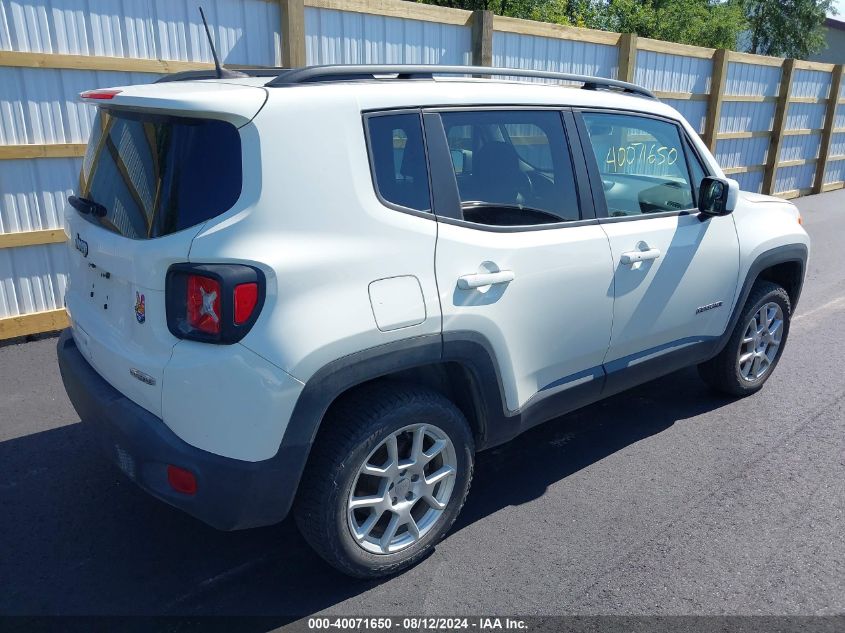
xmin=0 ymin=0 xmax=843 ymax=339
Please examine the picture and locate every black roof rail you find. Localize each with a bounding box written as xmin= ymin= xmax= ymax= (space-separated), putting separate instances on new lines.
xmin=264 ymin=64 xmax=656 ymax=99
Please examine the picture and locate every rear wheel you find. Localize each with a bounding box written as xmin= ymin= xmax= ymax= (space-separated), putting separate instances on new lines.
xmin=698 ymin=281 xmax=791 ymax=396
xmin=294 ymin=383 xmax=474 ymax=578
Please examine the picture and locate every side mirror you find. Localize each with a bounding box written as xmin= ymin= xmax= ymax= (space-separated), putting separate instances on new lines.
xmin=698 ymin=176 xmax=738 ymax=216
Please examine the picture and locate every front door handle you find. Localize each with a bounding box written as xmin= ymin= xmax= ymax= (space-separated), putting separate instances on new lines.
xmin=457 ymin=270 xmax=515 ymax=290
xmin=620 ymin=247 xmax=661 ymax=265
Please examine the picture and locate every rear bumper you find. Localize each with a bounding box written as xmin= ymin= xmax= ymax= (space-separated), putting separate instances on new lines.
xmin=57 ymin=329 xmax=307 ymax=530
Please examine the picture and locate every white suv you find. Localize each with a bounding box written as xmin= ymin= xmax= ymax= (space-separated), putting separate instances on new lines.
xmin=57 ymin=64 xmax=809 ymax=578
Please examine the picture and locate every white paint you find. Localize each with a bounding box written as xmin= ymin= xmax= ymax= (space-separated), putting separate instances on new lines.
xmin=369 ymin=276 xmax=426 ymax=332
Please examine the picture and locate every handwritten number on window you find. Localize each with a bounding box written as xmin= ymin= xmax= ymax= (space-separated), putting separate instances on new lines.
xmin=604 ymin=143 xmax=678 ymax=173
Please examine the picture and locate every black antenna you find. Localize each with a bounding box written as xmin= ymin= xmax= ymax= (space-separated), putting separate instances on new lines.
xmin=198 ymin=6 xmax=246 ymax=79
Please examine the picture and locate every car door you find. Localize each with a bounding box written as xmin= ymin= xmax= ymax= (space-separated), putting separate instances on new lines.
xmin=575 ymin=110 xmax=740 ymax=389
xmin=426 ymin=108 xmax=615 ymax=416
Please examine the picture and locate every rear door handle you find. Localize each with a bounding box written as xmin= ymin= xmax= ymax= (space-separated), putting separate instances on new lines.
xmin=457 ymin=270 xmax=515 ymax=290
xmin=620 ymin=248 xmax=661 ymax=265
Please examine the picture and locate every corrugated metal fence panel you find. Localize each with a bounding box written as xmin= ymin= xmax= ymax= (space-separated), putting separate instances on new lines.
xmin=824 ymin=158 xmax=845 ymax=184
xmin=790 ymin=69 xmax=831 ymax=99
xmin=724 ymin=61 xmax=780 ymax=97
xmin=775 ymin=163 xmax=816 ymax=193
xmin=785 ymin=102 xmax=826 ymax=131
xmin=0 ymin=156 xmax=79 ymax=232
xmin=0 ymin=155 xmax=77 ymax=318
xmin=715 ymin=136 xmax=769 ymax=169
xmin=635 ymin=50 xmax=711 ymax=93
xmin=718 ymin=101 xmax=776 ymax=133
xmin=305 ymin=7 xmax=471 ymax=65
xmin=662 ymin=99 xmax=707 ymax=134
xmin=833 ymin=104 xmax=845 ymax=130
xmin=0 ymin=242 xmax=67 ymax=319
xmin=829 ymin=132 xmax=845 ymax=159
xmin=825 ymin=97 xmax=845 ymax=186
xmin=633 ymin=51 xmax=711 ymax=133
xmin=0 ymin=68 xmax=154 ymax=145
xmin=0 ymin=0 xmax=281 ymax=65
xmin=731 ymin=170 xmax=764 ymax=193
xmin=779 ymin=133 xmax=821 ymax=162
xmin=492 ymin=31 xmax=617 ymax=79
xmin=716 ymin=61 xmax=781 ymax=193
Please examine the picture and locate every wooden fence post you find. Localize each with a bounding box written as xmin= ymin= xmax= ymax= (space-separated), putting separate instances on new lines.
xmin=618 ymin=33 xmax=637 ymax=84
xmin=813 ymin=64 xmax=844 ymax=194
xmin=470 ymin=10 xmax=493 ymax=68
xmin=280 ymin=0 xmax=306 ymax=68
xmin=763 ymin=58 xmax=796 ymax=195
xmin=704 ymin=48 xmax=729 ymax=153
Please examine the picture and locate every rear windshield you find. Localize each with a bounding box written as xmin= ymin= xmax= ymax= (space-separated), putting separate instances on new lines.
xmin=76 ymin=109 xmax=242 ymax=239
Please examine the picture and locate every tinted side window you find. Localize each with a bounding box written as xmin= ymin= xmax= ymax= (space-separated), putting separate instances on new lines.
xmin=440 ymin=110 xmax=579 ymax=227
xmin=366 ymin=113 xmax=431 ymax=212
xmin=581 ymin=113 xmax=695 ymax=217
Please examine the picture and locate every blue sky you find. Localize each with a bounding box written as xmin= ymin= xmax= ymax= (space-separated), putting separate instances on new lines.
xmin=833 ymin=0 xmax=845 ymax=18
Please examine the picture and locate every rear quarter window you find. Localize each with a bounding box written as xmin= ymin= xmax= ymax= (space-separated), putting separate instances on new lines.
xmin=365 ymin=112 xmax=431 ymax=213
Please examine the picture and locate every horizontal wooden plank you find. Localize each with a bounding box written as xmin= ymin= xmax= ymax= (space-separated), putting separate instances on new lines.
xmin=636 ymin=37 xmax=715 ymax=59
xmin=777 ymin=158 xmax=817 ymax=168
xmin=793 ymin=59 xmax=837 ymax=72
xmin=0 ymin=143 xmax=86 ymax=160
xmin=723 ymin=164 xmax=765 ymax=175
xmin=305 ymin=0 xmax=472 ymax=25
xmin=0 ymin=50 xmax=213 ymax=73
xmin=722 ymin=94 xmax=777 ymax=103
xmin=788 ymin=96 xmax=826 ymax=104
xmin=727 ymin=51 xmax=785 ymax=67
xmin=775 ymin=187 xmax=813 ymax=199
xmin=0 ymin=229 xmax=67 ymax=249
xmin=783 ymin=128 xmax=818 ymax=136
xmin=717 ymin=130 xmax=771 ymax=140
xmin=653 ymin=91 xmax=709 ymax=101
xmin=821 ymin=181 xmax=845 ymax=192
xmin=0 ymin=308 xmax=68 ymax=340
xmin=492 ymin=15 xmax=621 ymax=45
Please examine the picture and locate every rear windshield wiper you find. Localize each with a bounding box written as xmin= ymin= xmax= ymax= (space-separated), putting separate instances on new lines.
xmin=68 ymin=195 xmax=107 ymax=218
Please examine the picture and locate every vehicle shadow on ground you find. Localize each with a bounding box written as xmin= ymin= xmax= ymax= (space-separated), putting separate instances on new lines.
xmin=0 ymin=366 xmax=732 ymax=623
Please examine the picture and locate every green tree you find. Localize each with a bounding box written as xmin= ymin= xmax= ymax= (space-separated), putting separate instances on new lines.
xmin=594 ymin=0 xmax=746 ymax=49
xmin=744 ymin=0 xmax=834 ymax=58
xmin=417 ymin=0 xmax=832 ymax=57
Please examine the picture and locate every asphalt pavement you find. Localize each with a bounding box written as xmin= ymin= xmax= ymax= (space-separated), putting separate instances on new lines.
xmin=1 ymin=191 xmax=843 ymax=623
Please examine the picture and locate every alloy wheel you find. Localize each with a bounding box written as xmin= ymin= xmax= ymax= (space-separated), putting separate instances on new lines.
xmin=346 ymin=423 xmax=457 ymax=555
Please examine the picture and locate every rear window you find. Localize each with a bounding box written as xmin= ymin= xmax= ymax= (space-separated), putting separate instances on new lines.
xmin=76 ymin=109 xmax=242 ymax=239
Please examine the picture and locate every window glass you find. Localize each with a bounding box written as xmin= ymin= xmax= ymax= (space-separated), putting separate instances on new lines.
xmin=367 ymin=113 xmax=431 ymax=212
xmin=581 ymin=113 xmax=696 ymax=217
xmin=440 ymin=110 xmax=579 ymax=226
xmin=77 ymin=109 xmax=242 ymax=239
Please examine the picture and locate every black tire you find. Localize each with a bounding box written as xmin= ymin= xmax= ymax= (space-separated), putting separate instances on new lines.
xmin=698 ymin=280 xmax=791 ymax=397
xmin=294 ymin=382 xmax=474 ymax=578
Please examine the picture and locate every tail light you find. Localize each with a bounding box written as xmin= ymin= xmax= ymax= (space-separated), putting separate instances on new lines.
xmin=167 ymin=465 xmax=197 ymax=495
xmin=166 ymin=263 xmax=265 ymax=344
xmin=187 ymin=275 xmax=222 ymax=334
xmin=80 ymin=89 xmax=122 ymax=100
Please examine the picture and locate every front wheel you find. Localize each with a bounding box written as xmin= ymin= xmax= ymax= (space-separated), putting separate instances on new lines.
xmin=698 ymin=280 xmax=791 ymax=396
xmin=294 ymin=383 xmax=474 ymax=578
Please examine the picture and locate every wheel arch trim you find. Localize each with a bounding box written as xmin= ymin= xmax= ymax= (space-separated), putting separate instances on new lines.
xmin=715 ymin=243 xmax=808 ymax=357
